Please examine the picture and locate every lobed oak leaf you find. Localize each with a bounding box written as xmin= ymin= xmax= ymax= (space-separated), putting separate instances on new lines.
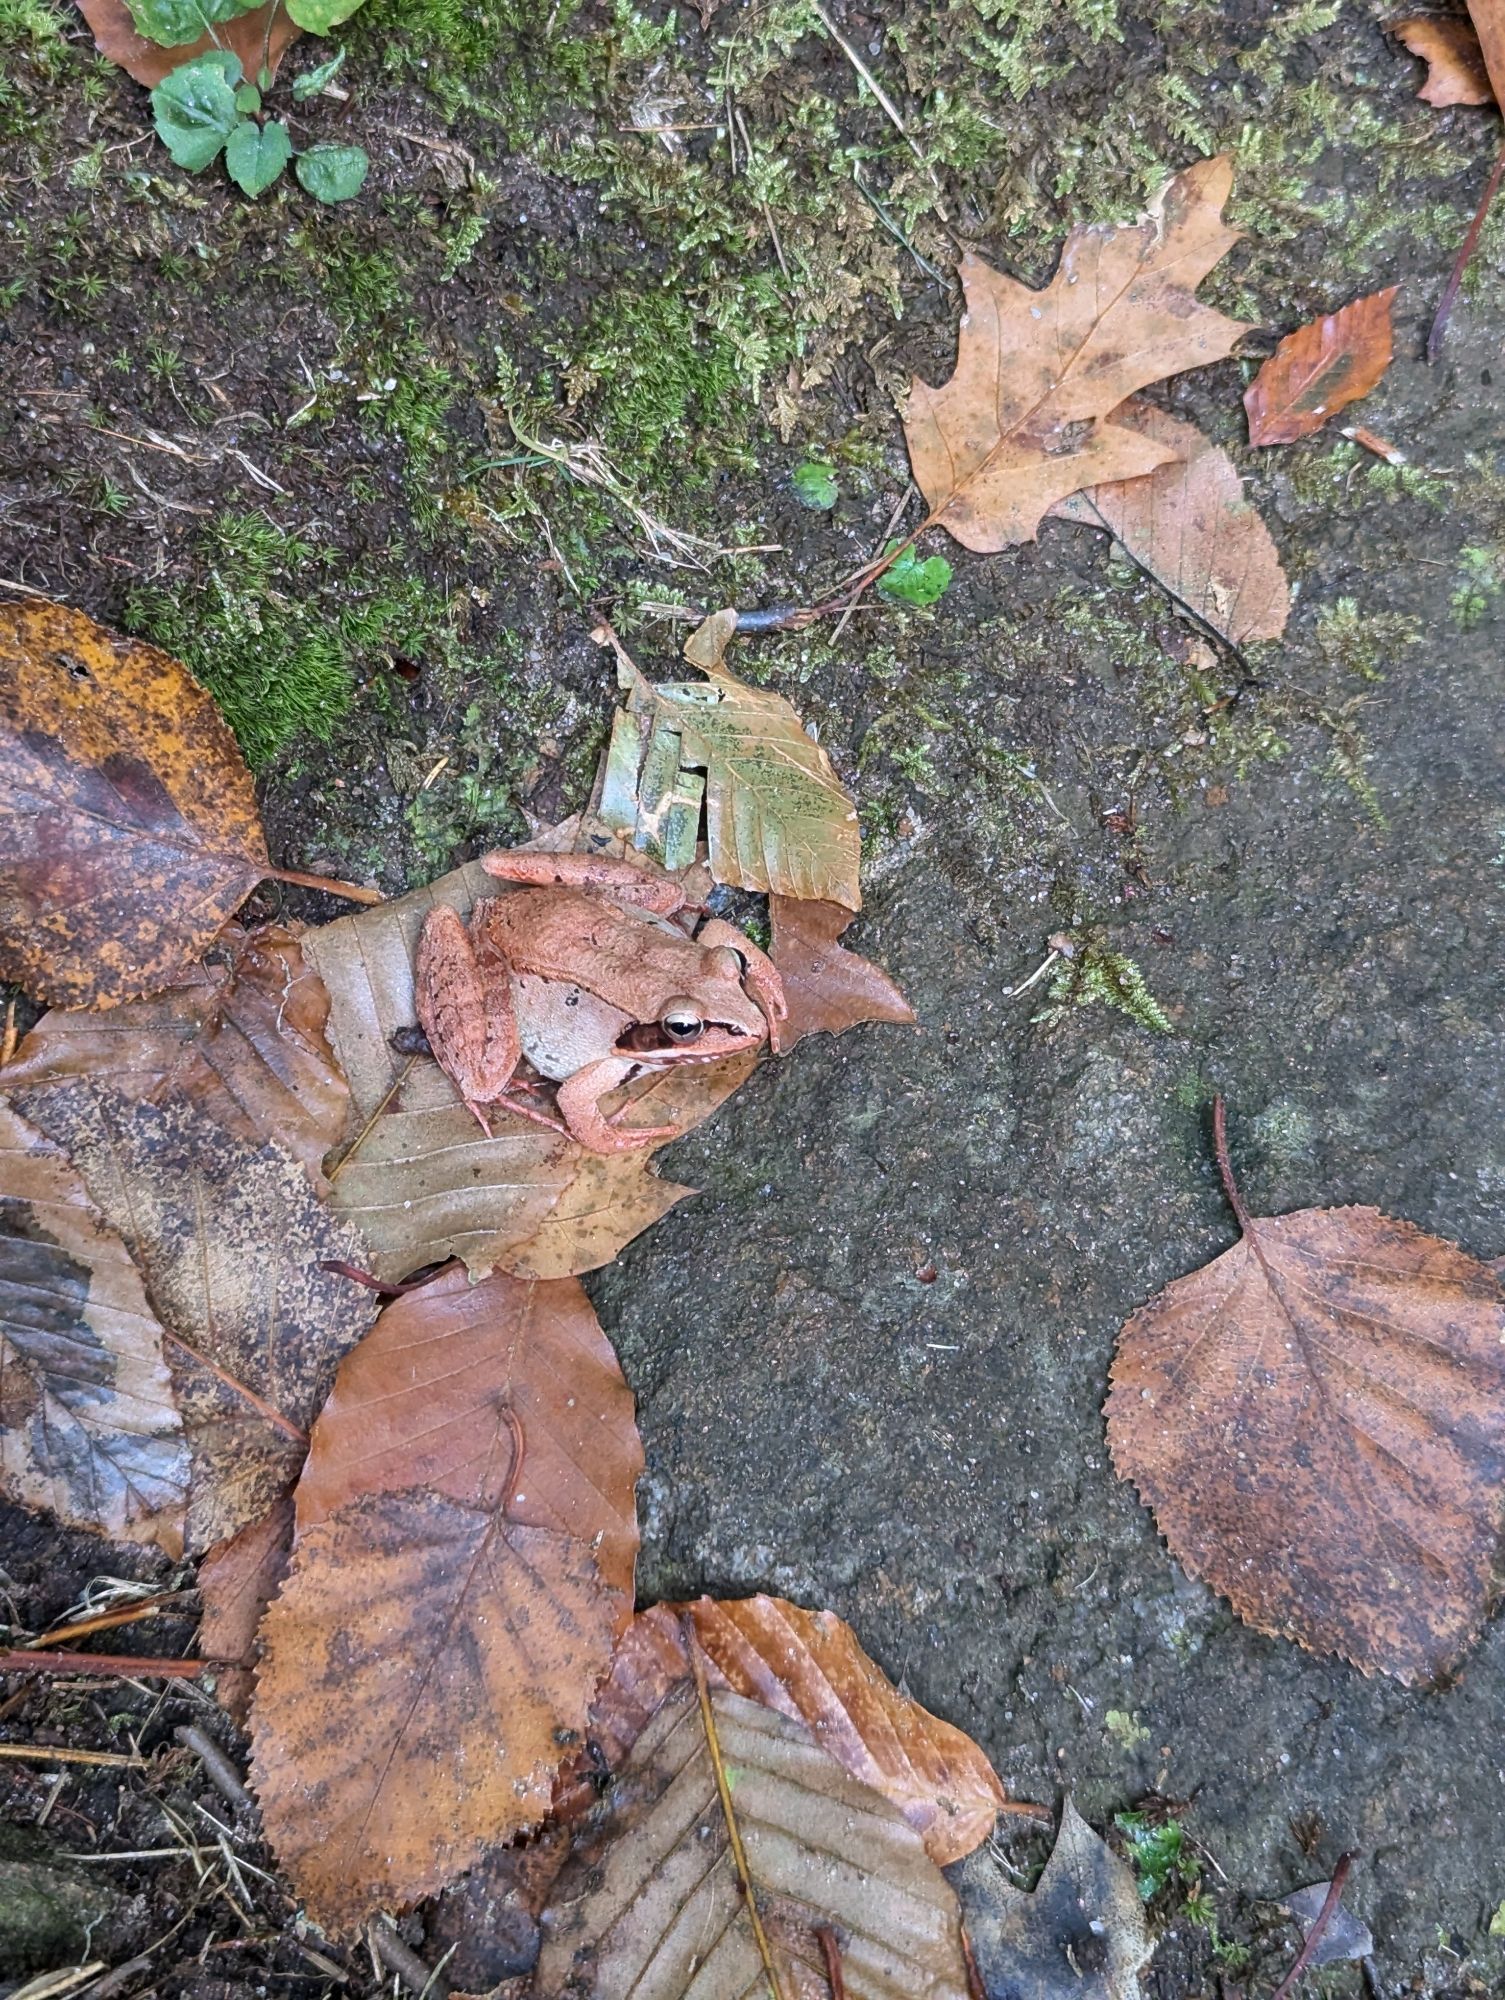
xmin=769 ymin=896 xmax=917 ymax=1050
xmin=1106 ymin=1111 xmax=1505 ymax=1684
xmin=251 ymin=1268 xmax=638 ymax=1929
xmin=7 ymin=924 xmax=350 ymax=1192
xmin=1244 ymin=287 xmax=1400 ymax=447
xmin=1050 ymin=400 xmax=1289 ymax=647
xmin=74 ymin=0 xmax=304 ymax=87
xmin=1393 ymin=15 xmax=1494 ymax=104
xmin=12 ymin=1083 xmax=377 ymax=1551
xmin=534 ymin=1681 xmax=973 ymax=2000
xmin=903 ymin=157 xmax=1251 ymax=551
xmin=0 ymin=1099 xmax=188 ymax=1556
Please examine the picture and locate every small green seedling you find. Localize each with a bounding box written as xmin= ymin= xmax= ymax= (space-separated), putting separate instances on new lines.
xmin=133 ymin=0 xmax=369 ymax=202
xmin=877 ymin=538 xmax=952 ymax=607
xmin=791 ymin=460 xmax=839 ymax=510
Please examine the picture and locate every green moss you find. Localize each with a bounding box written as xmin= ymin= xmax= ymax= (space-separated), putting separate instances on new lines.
xmin=549 ymin=287 xmax=746 ymax=472
xmin=1038 ymin=939 xmax=1173 ymax=1035
xmin=1450 ymin=546 xmax=1502 ymax=632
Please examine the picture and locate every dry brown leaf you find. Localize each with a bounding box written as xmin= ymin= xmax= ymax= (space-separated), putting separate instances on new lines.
xmin=307 ymin=861 xmax=755 ymax=1282
xmin=12 ymin=1083 xmax=377 ymax=1552
xmin=1467 ymin=0 xmax=1505 ymax=104
xmin=1394 ymin=15 xmax=1495 ymax=103
xmin=0 ymin=600 xmax=269 ymax=1009
xmin=1106 ymin=1111 xmax=1505 ymax=1683
xmin=1244 ymin=287 xmax=1400 ymax=447
xmin=7 ymin=925 xmax=349 ymax=1192
xmin=769 ymin=897 xmax=917 ymax=1050
xmin=251 ymin=1269 xmax=638 ymax=1929
xmin=903 ymin=157 xmax=1250 ymax=550
xmin=590 ymin=1595 xmax=1016 ymax=1867
xmin=197 ymin=1495 xmax=293 ymax=1724
xmin=0 ymin=1099 xmax=187 ymax=1556
xmin=1050 ymin=400 xmax=1290 ymax=647
xmin=534 ymin=1681 xmax=973 ymax=1999
xmin=74 ymin=0 xmax=303 ymax=87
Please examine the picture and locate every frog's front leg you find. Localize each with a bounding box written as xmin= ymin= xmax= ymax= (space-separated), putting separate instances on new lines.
xmin=481 ymin=849 xmax=688 ymax=916
xmin=695 ymin=918 xmax=789 ymax=1052
xmin=556 ymin=1056 xmax=680 ymax=1154
xmin=415 ymin=904 xmax=522 ymax=1133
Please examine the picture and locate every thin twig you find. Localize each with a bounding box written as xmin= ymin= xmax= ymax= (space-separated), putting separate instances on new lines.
xmin=175 ymin=1725 xmax=254 ymax=1812
xmin=681 ymin=1613 xmax=788 ymax=2000
xmin=1427 ymin=138 xmax=1505 ymax=364
xmin=1270 ymin=1853 xmax=1357 ymax=2000
xmin=0 ymin=1650 xmax=210 ymax=1679
xmin=264 ymin=865 xmax=383 ymax=905
xmin=0 ymin=1743 xmax=147 ymax=1768
xmin=319 ymin=1259 xmax=444 ymax=1297
xmin=367 ymin=1921 xmax=452 ymax=2000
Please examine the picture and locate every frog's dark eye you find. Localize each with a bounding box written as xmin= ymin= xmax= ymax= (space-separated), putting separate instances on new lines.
xmin=660 ymin=1001 xmax=704 ymax=1043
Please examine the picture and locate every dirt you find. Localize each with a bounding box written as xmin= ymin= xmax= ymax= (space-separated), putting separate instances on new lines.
xmin=3 ymin=0 xmax=1505 ymax=1994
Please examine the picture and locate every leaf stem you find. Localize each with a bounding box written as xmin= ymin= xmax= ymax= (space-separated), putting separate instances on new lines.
xmin=1211 ymin=1095 xmax=1254 ymax=1237
xmin=264 ymin=865 xmax=383 ymax=905
xmin=1427 ymin=139 xmax=1505 ymax=365
xmin=1269 ymin=1853 xmax=1357 ymax=2000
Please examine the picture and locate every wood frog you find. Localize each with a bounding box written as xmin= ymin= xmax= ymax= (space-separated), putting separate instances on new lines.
xmin=415 ymin=850 xmax=786 ymax=1153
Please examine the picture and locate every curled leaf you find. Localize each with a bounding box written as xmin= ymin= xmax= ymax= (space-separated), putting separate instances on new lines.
xmin=1393 ymin=15 xmax=1494 ymax=105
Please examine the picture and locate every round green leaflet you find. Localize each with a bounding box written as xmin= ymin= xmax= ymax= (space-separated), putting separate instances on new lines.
xmin=127 ymin=0 xmax=262 ymax=49
xmin=226 ymin=118 xmax=292 ymax=195
xmin=151 ymin=53 xmax=242 ymax=172
xmin=295 ymin=144 xmax=369 ymax=203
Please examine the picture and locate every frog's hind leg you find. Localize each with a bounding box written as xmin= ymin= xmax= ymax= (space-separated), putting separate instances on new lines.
xmin=415 ymin=903 xmax=522 ymax=1133
xmin=556 ymin=1057 xmax=679 ymax=1153
xmin=480 ymin=850 xmax=687 ymax=916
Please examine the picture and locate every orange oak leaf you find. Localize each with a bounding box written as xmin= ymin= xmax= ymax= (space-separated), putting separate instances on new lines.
xmin=197 ymin=1494 xmax=294 ymax=1723
xmin=1105 ymin=1103 xmax=1505 ymax=1685
xmin=903 ymin=156 xmax=1250 ymax=550
xmin=1394 ymin=15 xmax=1494 ymax=104
xmin=0 ymin=1099 xmax=188 ymax=1557
xmin=588 ymin=1595 xmax=1025 ymax=1867
xmin=1050 ymin=400 xmax=1290 ymax=646
xmin=768 ymin=896 xmax=916 ymax=1051
xmin=74 ymin=0 xmax=303 ymax=89
xmin=251 ymin=1268 xmax=640 ymax=1929
xmin=1244 ymin=287 xmax=1400 ymax=447
xmin=6 ymin=925 xmax=350 ymax=1192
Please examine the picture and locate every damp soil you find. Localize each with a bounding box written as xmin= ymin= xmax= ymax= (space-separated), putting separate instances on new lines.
xmin=3 ymin=0 xmax=1505 ymax=1995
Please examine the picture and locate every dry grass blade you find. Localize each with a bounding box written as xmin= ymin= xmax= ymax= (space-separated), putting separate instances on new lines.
xmin=7 ymin=924 xmax=350 ymax=1192
xmin=0 ymin=600 xmax=268 ymax=1009
xmin=1244 ymin=287 xmax=1399 ymax=447
xmin=0 ymin=1099 xmax=188 ymax=1556
xmin=534 ymin=1683 xmax=972 ymax=1999
xmin=1393 ymin=15 xmax=1494 ymax=103
xmin=13 ymin=1083 xmax=377 ymax=1551
xmin=1105 ymin=1103 xmax=1505 ymax=1683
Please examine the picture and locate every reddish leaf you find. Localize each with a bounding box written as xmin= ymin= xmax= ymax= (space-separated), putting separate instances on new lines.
xmin=7 ymin=925 xmax=350 ymax=1192
xmin=197 ymin=1496 xmax=293 ymax=1724
xmin=1106 ymin=1109 xmax=1505 ymax=1683
xmin=74 ymin=0 xmax=304 ymax=90
xmin=1393 ymin=15 xmax=1494 ymax=104
xmin=590 ymin=1594 xmax=1019 ymax=1867
xmin=769 ymin=897 xmax=916 ymax=1051
xmin=1050 ymin=400 xmax=1290 ymax=647
xmin=251 ymin=1267 xmax=640 ymax=1928
xmin=1244 ymin=287 xmax=1399 ymax=447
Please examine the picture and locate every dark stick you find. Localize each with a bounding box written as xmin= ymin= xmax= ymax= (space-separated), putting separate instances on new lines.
xmin=1269 ymin=1853 xmax=1357 ymax=2000
xmin=175 ymin=1725 xmax=254 ymax=1813
xmin=1427 ymin=139 xmax=1505 ymax=364
xmin=367 ymin=1921 xmax=451 ymax=2000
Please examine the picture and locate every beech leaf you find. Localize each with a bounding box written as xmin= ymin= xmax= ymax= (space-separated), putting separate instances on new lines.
xmin=1050 ymin=400 xmax=1290 ymax=646
xmin=591 ymin=1595 xmax=1020 ymax=1867
xmin=1393 ymin=15 xmax=1494 ymax=105
xmin=12 ymin=1084 xmax=377 ymax=1551
xmin=768 ymin=896 xmax=916 ymax=1050
xmin=0 ymin=1099 xmax=188 ymax=1557
xmin=1244 ymin=287 xmax=1400 ymax=448
xmin=1105 ymin=1108 xmax=1505 ymax=1683
xmin=251 ymin=1268 xmax=639 ymax=1929
xmin=534 ymin=1682 xmax=973 ymax=1999
xmin=951 ymin=1800 xmax=1152 ymax=2000
xmin=76 ymin=0 xmax=302 ymax=89
xmin=6 ymin=924 xmax=350 ymax=1193
xmin=0 ymin=600 xmax=268 ymax=1009
xmin=903 ymin=156 xmax=1250 ymax=550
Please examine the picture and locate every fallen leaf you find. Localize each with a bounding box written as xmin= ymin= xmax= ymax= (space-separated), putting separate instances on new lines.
xmin=1105 ymin=1109 xmax=1505 ymax=1682
xmin=75 ymin=0 xmax=303 ymax=87
xmin=768 ymin=897 xmax=917 ymax=1050
xmin=306 ymin=860 xmax=755 ymax=1282
xmin=6 ymin=924 xmax=350 ymax=1192
xmin=1394 ymin=15 xmax=1494 ymax=104
xmin=1280 ymin=1879 xmax=1374 ymax=1968
xmin=903 ymin=157 xmax=1249 ymax=551
xmin=951 ymin=1800 xmax=1152 ymax=2000
xmin=0 ymin=1099 xmax=187 ymax=1557
xmin=1050 ymin=400 xmax=1290 ymax=646
xmin=1244 ymin=287 xmax=1400 ymax=447
xmin=12 ymin=1083 xmax=378 ymax=1551
xmin=251 ymin=1268 xmax=637 ymax=1928
xmin=1467 ymin=0 xmax=1505 ymax=104
xmin=534 ymin=1681 xmax=973 ymax=1999
xmin=197 ymin=1494 xmax=294 ymax=1723
xmin=591 ymin=1595 xmax=1016 ymax=1866
xmin=0 ymin=600 xmax=269 ymax=1009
